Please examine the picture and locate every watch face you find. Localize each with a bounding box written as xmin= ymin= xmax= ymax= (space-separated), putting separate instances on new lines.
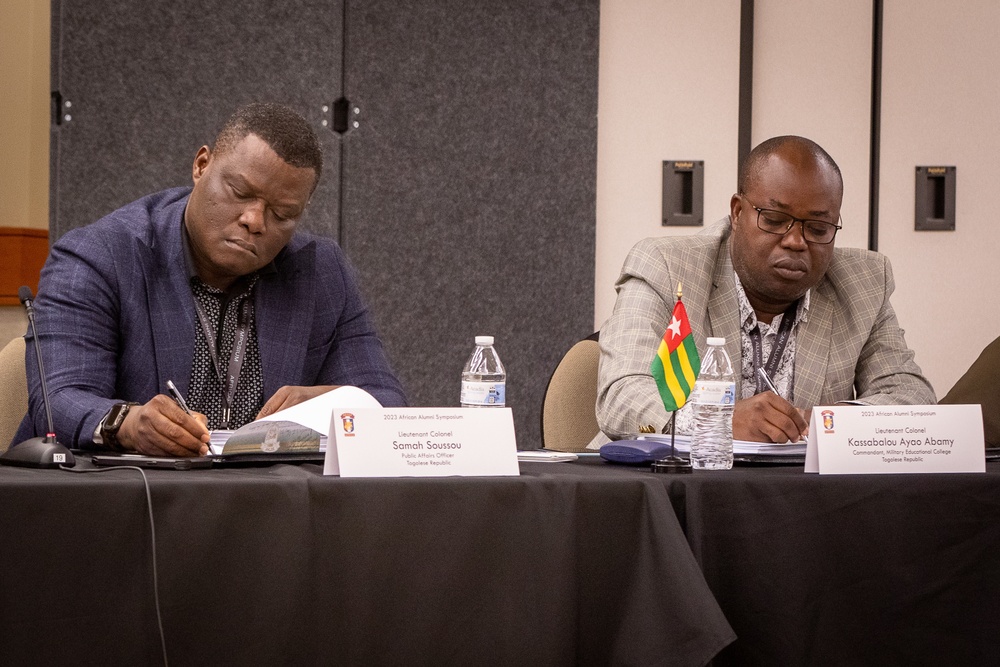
xmin=107 ymin=403 xmax=132 ymax=432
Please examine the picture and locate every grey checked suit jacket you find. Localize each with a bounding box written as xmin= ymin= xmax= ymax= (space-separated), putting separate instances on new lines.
xmin=597 ymin=218 xmax=935 ymax=439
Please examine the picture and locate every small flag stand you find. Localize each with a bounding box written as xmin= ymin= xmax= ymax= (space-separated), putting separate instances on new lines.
xmin=649 ymin=283 xmax=700 ymax=474
xmin=651 ymin=412 xmax=691 ymax=473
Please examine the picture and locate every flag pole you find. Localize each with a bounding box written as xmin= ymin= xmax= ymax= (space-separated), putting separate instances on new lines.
xmin=652 ymin=283 xmax=693 ymax=474
xmin=670 ymin=409 xmax=677 ymax=457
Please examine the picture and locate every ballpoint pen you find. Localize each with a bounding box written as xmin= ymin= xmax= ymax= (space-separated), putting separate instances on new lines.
xmin=757 ymin=368 xmax=809 ymax=442
xmin=167 ymin=379 xmax=215 ymax=455
xmin=757 ymin=367 xmax=780 ymax=396
xmin=166 ymin=379 xmax=194 ymax=415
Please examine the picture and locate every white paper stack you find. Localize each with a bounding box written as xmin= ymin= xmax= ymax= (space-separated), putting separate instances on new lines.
xmin=638 ymin=433 xmax=807 ymax=456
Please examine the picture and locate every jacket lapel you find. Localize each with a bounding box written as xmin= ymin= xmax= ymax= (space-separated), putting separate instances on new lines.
xmin=792 ymin=280 xmax=833 ymax=408
xmin=706 ymin=235 xmax=744 ymax=397
xmin=144 ymin=203 xmax=197 ymax=395
xmin=256 ymin=241 xmax=315 ymax=399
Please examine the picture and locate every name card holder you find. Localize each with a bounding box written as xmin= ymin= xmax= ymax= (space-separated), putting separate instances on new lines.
xmin=325 ymin=408 xmax=519 ymax=477
xmin=805 ymin=404 xmax=985 ymax=474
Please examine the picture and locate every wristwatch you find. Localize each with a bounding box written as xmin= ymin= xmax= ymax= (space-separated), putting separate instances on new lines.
xmin=100 ymin=402 xmax=139 ymax=451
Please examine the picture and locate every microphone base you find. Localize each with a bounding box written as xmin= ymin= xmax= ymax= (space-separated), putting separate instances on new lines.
xmin=650 ymin=455 xmax=692 ymax=474
xmin=0 ymin=437 xmax=76 ymax=469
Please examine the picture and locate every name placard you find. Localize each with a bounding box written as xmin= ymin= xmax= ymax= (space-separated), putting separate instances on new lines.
xmin=325 ymin=408 xmax=519 ymax=477
xmin=805 ymin=404 xmax=985 ymax=474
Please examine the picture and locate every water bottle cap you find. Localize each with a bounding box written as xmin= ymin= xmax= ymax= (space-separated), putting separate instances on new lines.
xmin=475 ymin=336 xmax=495 ymax=346
xmin=706 ymin=336 xmax=726 ymax=346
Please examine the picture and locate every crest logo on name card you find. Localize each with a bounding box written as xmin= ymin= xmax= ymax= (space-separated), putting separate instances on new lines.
xmin=341 ymin=412 xmax=356 ymax=437
xmin=822 ymin=409 xmax=835 ymax=433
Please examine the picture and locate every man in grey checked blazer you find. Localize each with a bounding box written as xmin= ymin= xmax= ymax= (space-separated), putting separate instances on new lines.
xmin=598 ymin=136 xmax=934 ymax=443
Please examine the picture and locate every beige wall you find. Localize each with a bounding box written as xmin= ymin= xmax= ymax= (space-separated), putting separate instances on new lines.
xmin=0 ymin=309 xmax=28 ymax=347
xmin=878 ymin=0 xmax=1000 ymax=397
xmin=752 ymin=0 xmax=872 ymax=252
xmin=594 ymin=0 xmax=741 ymax=330
xmin=0 ymin=0 xmax=49 ymax=231
xmin=1 ymin=0 xmax=48 ymax=345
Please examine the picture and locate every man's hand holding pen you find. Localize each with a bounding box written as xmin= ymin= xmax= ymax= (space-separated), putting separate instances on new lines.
xmin=115 ymin=384 xmax=211 ymax=457
xmin=731 ymin=368 xmax=810 ymax=444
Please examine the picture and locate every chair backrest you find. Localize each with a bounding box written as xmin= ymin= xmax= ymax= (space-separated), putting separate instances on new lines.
xmin=0 ymin=336 xmax=28 ymax=452
xmin=940 ymin=334 xmax=1000 ymax=447
xmin=540 ymin=335 xmax=601 ymax=452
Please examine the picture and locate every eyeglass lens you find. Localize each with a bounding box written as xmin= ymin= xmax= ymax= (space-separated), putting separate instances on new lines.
xmin=756 ymin=209 xmax=838 ymax=244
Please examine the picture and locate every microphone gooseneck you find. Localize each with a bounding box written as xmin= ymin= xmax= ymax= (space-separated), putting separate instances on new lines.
xmin=19 ymin=287 xmax=57 ymax=441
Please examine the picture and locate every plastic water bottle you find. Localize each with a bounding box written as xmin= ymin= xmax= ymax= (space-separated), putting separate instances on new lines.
xmin=690 ymin=337 xmax=736 ymax=470
xmin=460 ymin=336 xmax=506 ymax=407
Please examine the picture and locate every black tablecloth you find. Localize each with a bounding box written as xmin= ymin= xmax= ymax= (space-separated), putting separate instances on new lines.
xmin=0 ymin=461 xmax=734 ymax=666
xmin=549 ymin=458 xmax=1000 ymax=666
xmin=5 ymin=458 xmax=998 ymax=666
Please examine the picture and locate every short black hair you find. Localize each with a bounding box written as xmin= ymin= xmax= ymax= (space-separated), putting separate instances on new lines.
xmin=213 ymin=102 xmax=323 ymax=183
xmin=738 ymin=135 xmax=842 ymax=195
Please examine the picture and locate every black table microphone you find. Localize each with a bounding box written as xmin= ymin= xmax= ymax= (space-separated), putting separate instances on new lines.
xmin=0 ymin=286 xmax=76 ymax=468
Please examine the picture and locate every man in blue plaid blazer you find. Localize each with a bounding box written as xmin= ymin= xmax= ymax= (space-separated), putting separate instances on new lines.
xmin=14 ymin=103 xmax=405 ymax=455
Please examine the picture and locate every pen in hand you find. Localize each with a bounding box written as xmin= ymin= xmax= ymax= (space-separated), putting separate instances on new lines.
xmin=757 ymin=367 xmax=780 ymax=396
xmin=757 ymin=368 xmax=809 ymax=442
xmin=167 ymin=379 xmax=212 ymax=454
xmin=166 ymin=379 xmax=193 ymax=415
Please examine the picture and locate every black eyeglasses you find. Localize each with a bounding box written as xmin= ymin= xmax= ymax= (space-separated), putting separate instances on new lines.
xmin=741 ymin=195 xmax=842 ymax=245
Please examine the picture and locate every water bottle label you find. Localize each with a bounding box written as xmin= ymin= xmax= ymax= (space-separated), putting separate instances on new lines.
xmin=693 ymin=380 xmax=736 ymax=405
xmin=461 ymin=381 xmax=506 ymax=406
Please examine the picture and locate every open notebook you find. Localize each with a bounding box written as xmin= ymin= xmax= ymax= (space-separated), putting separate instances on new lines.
xmin=211 ymin=385 xmax=381 ymax=465
xmin=93 ymin=387 xmax=380 ymax=468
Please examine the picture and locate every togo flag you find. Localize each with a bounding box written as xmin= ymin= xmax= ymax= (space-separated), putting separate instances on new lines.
xmin=651 ymin=300 xmax=701 ymax=412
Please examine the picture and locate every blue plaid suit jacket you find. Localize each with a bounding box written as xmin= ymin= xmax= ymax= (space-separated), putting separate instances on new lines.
xmin=15 ymin=187 xmax=405 ymax=447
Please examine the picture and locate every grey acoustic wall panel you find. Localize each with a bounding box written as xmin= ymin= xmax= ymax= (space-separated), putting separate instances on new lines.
xmin=50 ymin=0 xmax=598 ymax=449
xmin=50 ymin=0 xmax=343 ymax=242
xmin=341 ymin=0 xmax=599 ymax=447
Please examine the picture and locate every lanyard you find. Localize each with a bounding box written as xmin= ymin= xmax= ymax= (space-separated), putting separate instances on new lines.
xmin=749 ymin=302 xmax=798 ymax=395
xmin=193 ymin=297 xmax=252 ymax=428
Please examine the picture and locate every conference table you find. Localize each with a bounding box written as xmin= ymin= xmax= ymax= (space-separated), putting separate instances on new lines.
xmin=1 ymin=457 xmax=998 ymax=666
